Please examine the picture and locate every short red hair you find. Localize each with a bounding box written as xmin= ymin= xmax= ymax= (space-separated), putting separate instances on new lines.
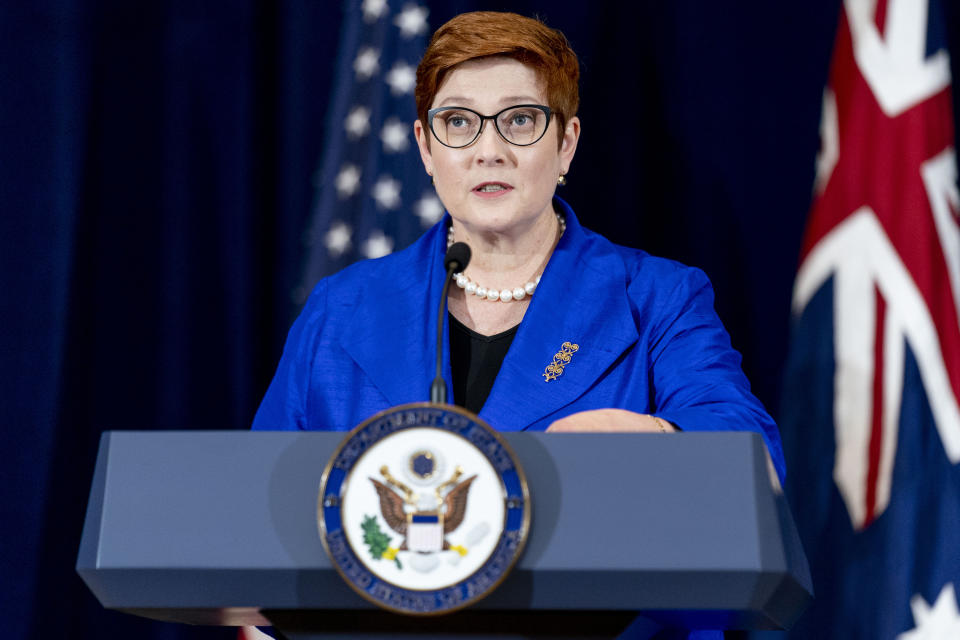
xmin=415 ymin=12 xmax=580 ymax=145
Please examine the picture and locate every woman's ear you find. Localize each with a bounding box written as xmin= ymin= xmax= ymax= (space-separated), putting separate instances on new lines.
xmin=559 ymin=116 xmax=580 ymax=174
xmin=414 ymin=119 xmax=434 ymax=177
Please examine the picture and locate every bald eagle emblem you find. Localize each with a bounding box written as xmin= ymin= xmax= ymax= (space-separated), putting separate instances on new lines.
xmin=363 ymin=462 xmax=478 ymax=571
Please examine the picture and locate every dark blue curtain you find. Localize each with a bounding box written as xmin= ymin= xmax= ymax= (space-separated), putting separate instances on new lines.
xmin=2 ymin=1 xmax=957 ymax=638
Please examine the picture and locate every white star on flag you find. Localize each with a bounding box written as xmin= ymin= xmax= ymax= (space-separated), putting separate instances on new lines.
xmin=344 ymin=105 xmax=371 ymax=138
xmin=394 ymin=4 xmax=429 ymax=38
xmin=897 ymin=583 xmax=960 ymax=639
xmin=361 ymin=0 xmax=388 ymax=22
xmin=324 ymin=221 xmax=352 ymax=258
xmin=380 ymin=118 xmax=410 ymax=153
xmin=414 ymin=191 xmax=444 ymax=226
xmin=385 ymin=62 xmax=416 ymax=95
xmin=353 ymin=47 xmax=380 ymax=80
xmin=335 ymin=164 xmax=361 ymax=198
xmin=362 ymin=230 xmax=394 ymax=259
xmin=372 ymin=175 xmax=401 ymax=209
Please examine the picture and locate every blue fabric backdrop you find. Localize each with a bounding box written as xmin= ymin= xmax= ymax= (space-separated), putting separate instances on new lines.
xmin=1 ymin=0 xmax=957 ymax=638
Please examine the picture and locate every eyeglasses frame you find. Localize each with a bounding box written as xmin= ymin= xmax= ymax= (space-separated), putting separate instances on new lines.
xmin=426 ymin=104 xmax=554 ymax=149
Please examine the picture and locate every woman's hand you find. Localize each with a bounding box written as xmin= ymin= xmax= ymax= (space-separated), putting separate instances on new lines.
xmin=546 ymin=409 xmax=676 ymax=433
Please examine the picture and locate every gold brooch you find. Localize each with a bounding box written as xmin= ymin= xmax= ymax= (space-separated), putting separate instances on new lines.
xmin=543 ymin=342 xmax=580 ymax=381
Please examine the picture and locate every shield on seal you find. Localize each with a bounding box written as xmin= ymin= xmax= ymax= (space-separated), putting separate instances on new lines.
xmin=407 ymin=512 xmax=443 ymax=552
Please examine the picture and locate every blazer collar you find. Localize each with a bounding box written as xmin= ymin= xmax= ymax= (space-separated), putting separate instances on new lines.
xmin=340 ymin=198 xmax=640 ymax=429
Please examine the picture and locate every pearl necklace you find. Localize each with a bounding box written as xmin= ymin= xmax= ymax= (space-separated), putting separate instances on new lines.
xmin=447 ymin=213 xmax=565 ymax=302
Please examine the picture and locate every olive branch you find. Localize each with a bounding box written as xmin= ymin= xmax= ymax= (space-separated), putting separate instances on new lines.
xmin=361 ymin=515 xmax=401 ymax=569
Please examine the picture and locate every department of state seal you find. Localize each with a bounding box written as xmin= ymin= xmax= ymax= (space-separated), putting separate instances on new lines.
xmin=318 ymin=403 xmax=530 ymax=615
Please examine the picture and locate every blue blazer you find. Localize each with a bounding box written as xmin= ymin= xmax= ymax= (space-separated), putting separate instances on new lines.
xmin=253 ymin=198 xmax=786 ymax=483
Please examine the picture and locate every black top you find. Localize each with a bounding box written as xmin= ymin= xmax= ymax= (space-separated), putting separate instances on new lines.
xmin=449 ymin=313 xmax=519 ymax=414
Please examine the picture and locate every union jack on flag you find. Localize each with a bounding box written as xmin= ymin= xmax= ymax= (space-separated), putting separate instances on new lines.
xmin=782 ymin=0 xmax=960 ymax=637
xmin=297 ymin=0 xmax=442 ymax=302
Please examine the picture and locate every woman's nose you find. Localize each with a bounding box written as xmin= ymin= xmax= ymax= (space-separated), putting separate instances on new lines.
xmin=473 ymin=121 xmax=507 ymax=164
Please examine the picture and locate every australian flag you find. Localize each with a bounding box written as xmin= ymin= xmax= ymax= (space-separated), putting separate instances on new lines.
xmin=781 ymin=0 xmax=960 ymax=637
xmin=297 ymin=0 xmax=442 ymax=302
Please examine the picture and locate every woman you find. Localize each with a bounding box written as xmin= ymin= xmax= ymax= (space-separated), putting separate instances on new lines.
xmin=251 ymin=12 xmax=784 ymax=639
xmin=254 ymin=10 xmax=784 ymax=477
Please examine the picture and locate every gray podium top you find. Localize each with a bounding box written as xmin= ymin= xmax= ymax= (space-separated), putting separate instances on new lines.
xmin=77 ymin=430 xmax=811 ymax=630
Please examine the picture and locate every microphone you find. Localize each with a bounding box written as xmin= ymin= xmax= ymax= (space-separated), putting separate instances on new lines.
xmin=431 ymin=242 xmax=471 ymax=403
xmin=445 ymin=242 xmax=471 ymax=273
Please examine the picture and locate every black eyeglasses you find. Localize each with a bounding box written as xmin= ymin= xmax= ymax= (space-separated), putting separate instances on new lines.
xmin=427 ymin=104 xmax=553 ymax=148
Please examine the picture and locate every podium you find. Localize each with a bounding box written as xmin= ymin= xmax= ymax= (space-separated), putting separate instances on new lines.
xmin=77 ymin=431 xmax=811 ymax=638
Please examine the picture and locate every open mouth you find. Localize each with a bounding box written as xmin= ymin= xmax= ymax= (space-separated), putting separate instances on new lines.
xmin=473 ymin=182 xmax=512 ymax=194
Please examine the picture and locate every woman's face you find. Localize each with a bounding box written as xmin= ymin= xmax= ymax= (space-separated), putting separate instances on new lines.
xmin=414 ymin=56 xmax=579 ymax=237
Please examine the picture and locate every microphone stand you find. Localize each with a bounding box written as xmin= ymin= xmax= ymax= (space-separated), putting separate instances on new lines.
xmin=431 ymin=243 xmax=470 ymax=403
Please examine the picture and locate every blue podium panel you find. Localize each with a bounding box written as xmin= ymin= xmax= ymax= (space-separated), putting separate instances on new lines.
xmin=77 ymin=431 xmax=811 ymax=630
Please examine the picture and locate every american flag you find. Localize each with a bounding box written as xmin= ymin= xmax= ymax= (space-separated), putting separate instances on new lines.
xmin=297 ymin=0 xmax=442 ymax=302
xmin=782 ymin=0 xmax=960 ymax=636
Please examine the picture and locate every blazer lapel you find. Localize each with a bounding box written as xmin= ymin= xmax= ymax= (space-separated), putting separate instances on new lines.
xmin=339 ymin=219 xmax=451 ymax=407
xmin=480 ymin=202 xmax=639 ymax=430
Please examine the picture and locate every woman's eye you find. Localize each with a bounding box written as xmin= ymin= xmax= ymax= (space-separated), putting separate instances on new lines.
xmin=448 ymin=115 xmax=468 ymax=128
xmin=507 ymin=112 xmax=537 ymax=127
